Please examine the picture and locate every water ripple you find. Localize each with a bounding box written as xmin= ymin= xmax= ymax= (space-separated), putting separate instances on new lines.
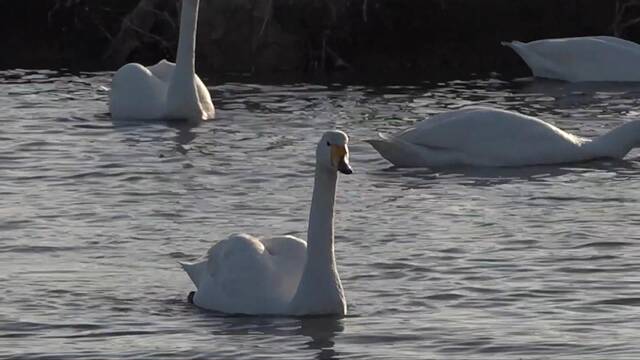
xmin=0 ymin=70 xmax=639 ymax=358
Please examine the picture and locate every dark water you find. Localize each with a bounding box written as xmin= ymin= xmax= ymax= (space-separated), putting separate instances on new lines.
xmin=2 ymin=70 xmax=640 ymax=359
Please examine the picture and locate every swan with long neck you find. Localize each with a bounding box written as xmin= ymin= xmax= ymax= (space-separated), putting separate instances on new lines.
xmin=366 ymin=106 xmax=640 ymax=168
xmin=502 ymin=36 xmax=640 ymax=82
xmin=109 ymin=0 xmax=214 ymax=121
xmin=181 ymin=131 xmax=352 ymax=315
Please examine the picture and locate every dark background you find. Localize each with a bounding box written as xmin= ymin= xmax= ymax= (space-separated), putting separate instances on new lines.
xmin=2 ymin=0 xmax=640 ymax=82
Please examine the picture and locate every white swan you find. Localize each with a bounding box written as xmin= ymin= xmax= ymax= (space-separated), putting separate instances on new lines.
xmin=181 ymin=131 xmax=353 ymax=316
xmin=366 ymin=106 xmax=640 ymax=167
xmin=109 ymin=0 xmax=215 ymax=121
xmin=502 ymin=36 xmax=640 ymax=82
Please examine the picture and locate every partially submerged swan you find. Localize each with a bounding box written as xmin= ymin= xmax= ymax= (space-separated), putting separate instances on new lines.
xmin=366 ymin=106 xmax=640 ymax=167
xmin=181 ymin=131 xmax=353 ymax=316
xmin=109 ymin=0 xmax=214 ymax=121
xmin=502 ymin=36 xmax=640 ymax=82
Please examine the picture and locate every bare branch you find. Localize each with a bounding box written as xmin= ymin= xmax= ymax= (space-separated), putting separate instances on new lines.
xmin=103 ymin=0 xmax=173 ymax=64
xmin=612 ymin=0 xmax=640 ymax=36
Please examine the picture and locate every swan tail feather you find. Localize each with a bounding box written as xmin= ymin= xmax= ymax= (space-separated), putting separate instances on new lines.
xmin=501 ymin=40 xmax=565 ymax=80
xmin=500 ymin=40 xmax=524 ymax=48
xmin=364 ymin=133 xmax=392 ymax=153
xmin=365 ymin=133 xmax=416 ymax=167
xmin=180 ymin=260 xmax=207 ymax=288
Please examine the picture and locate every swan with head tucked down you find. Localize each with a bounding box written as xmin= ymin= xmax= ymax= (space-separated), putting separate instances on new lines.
xmin=366 ymin=106 xmax=640 ymax=168
xmin=109 ymin=0 xmax=214 ymax=121
xmin=502 ymin=36 xmax=640 ymax=82
xmin=181 ymin=131 xmax=353 ymax=316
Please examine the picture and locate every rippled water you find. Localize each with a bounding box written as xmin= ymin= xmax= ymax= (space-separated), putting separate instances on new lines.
xmin=2 ymin=70 xmax=640 ymax=359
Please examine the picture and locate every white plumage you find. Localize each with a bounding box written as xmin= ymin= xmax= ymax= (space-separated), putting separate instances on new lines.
xmin=182 ymin=131 xmax=353 ymax=316
xmin=182 ymin=234 xmax=307 ymax=314
xmin=367 ymin=107 xmax=640 ymax=167
xmin=503 ymin=36 xmax=640 ymax=82
xmin=109 ymin=0 xmax=214 ymax=121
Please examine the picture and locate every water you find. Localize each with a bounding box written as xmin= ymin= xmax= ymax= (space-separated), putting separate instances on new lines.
xmin=1 ymin=70 xmax=640 ymax=359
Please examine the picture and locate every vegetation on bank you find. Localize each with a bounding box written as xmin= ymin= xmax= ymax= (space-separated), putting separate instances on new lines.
xmin=1 ymin=0 xmax=639 ymax=81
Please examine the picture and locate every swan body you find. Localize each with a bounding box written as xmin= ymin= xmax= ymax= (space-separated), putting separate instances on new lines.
xmin=182 ymin=131 xmax=353 ymax=316
xmin=502 ymin=36 xmax=640 ymax=82
xmin=182 ymin=234 xmax=307 ymax=314
xmin=109 ymin=0 xmax=214 ymax=121
xmin=366 ymin=106 xmax=640 ymax=167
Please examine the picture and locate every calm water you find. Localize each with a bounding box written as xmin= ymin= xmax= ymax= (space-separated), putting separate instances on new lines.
xmin=2 ymin=70 xmax=640 ymax=359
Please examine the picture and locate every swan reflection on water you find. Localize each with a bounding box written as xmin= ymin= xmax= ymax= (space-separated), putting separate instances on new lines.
xmin=512 ymin=77 xmax=640 ymax=111
xmin=299 ymin=317 xmax=344 ymax=359
xmin=110 ymin=115 xmax=200 ymax=149
xmin=365 ymin=157 xmax=640 ymax=190
xmin=166 ymin=118 xmax=199 ymax=146
xmin=203 ymin=314 xmax=344 ymax=359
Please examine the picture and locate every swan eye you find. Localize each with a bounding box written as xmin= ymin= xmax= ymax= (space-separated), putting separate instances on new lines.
xmin=326 ymin=141 xmax=331 ymax=146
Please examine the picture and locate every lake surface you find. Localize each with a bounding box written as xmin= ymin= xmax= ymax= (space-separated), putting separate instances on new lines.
xmin=1 ymin=70 xmax=640 ymax=359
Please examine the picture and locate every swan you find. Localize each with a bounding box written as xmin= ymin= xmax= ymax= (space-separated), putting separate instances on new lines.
xmin=109 ymin=0 xmax=215 ymax=121
xmin=181 ymin=130 xmax=353 ymax=316
xmin=366 ymin=106 xmax=640 ymax=167
xmin=502 ymin=36 xmax=640 ymax=82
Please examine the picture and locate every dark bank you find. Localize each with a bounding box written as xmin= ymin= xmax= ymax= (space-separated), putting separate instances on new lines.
xmin=1 ymin=0 xmax=639 ymax=83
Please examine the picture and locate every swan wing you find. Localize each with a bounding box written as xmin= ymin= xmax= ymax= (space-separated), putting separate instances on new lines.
xmin=109 ymin=63 xmax=167 ymax=120
xmin=399 ymin=107 xmax=578 ymax=147
xmin=590 ymin=36 xmax=640 ymax=48
xmin=373 ymin=107 xmax=585 ymax=166
xmin=147 ymin=59 xmax=175 ymax=83
xmin=186 ymin=233 xmax=307 ymax=314
xmin=150 ymin=59 xmax=215 ymax=120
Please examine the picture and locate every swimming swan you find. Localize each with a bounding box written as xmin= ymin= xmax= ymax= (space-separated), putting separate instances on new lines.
xmin=181 ymin=131 xmax=353 ymax=315
xmin=109 ymin=0 xmax=214 ymax=121
xmin=366 ymin=106 xmax=640 ymax=167
xmin=502 ymin=36 xmax=640 ymax=82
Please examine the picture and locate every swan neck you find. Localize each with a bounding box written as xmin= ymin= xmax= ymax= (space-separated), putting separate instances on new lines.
xmin=587 ymin=121 xmax=640 ymax=158
xmin=288 ymin=163 xmax=345 ymax=315
xmin=306 ymin=166 xmax=337 ymax=262
xmin=175 ymin=0 xmax=199 ymax=75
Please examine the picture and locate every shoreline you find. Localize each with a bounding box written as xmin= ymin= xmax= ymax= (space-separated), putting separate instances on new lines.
xmin=0 ymin=0 xmax=633 ymax=82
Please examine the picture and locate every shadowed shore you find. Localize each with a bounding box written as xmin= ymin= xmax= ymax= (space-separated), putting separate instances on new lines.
xmin=1 ymin=0 xmax=637 ymax=82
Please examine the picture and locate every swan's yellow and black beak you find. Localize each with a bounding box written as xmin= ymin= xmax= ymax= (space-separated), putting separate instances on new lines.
xmin=331 ymin=144 xmax=353 ymax=174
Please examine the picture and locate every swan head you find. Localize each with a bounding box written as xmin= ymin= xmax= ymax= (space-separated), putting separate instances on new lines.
xmin=317 ymin=130 xmax=353 ymax=175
